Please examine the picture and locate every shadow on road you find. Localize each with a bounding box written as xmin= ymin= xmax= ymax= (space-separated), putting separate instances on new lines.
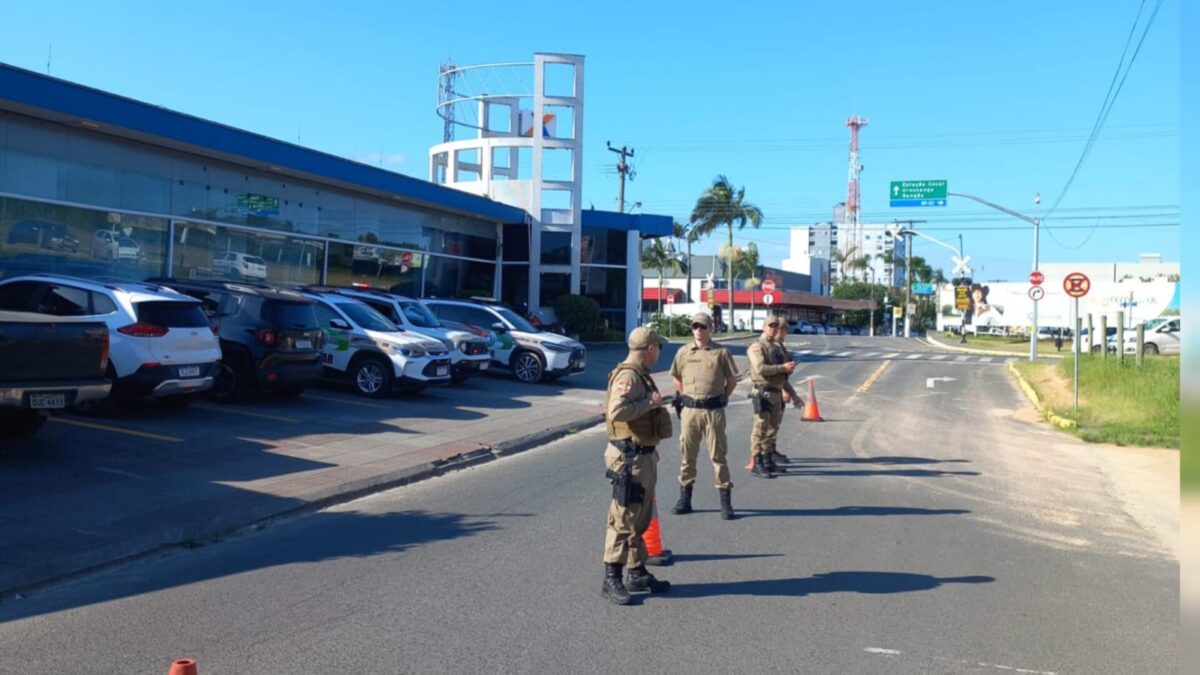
xmin=739 ymin=506 xmax=970 ymax=518
xmin=786 ymin=456 xmax=971 ymax=465
xmin=672 ymin=553 xmax=786 ymax=563
xmin=663 ymin=571 xmax=995 ymax=600
xmin=776 ymin=468 xmax=981 ymax=477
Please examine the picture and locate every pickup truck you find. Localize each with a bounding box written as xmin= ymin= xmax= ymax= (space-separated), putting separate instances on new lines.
xmin=0 ymin=311 xmax=113 ymax=439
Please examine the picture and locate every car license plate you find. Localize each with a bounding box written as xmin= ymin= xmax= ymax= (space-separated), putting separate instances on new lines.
xmin=29 ymin=392 xmax=66 ymax=409
xmin=179 ymin=365 xmax=201 ymax=377
xmin=478 ymin=362 xmax=489 ymax=370
xmin=295 ymin=338 xmax=312 ymax=349
xmin=437 ymin=366 xmax=448 ymax=376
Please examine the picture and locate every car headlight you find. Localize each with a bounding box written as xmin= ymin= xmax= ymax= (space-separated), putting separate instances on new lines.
xmin=541 ymin=342 xmax=573 ymax=353
xmin=398 ymin=347 xmax=427 ymax=358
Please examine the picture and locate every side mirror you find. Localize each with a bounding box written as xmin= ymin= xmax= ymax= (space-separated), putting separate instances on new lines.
xmin=491 ymin=322 xmax=508 ymax=334
xmin=329 ymin=319 xmax=351 ymax=330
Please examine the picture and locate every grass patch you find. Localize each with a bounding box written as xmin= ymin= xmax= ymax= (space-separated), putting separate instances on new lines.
xmin=1015 ymin=356 xmax=1179 ymax=448
xmin=935 ymin=332 xmax=1062 ymax=354
xmin=1183 ymin=395 xmax=1200 ymax=490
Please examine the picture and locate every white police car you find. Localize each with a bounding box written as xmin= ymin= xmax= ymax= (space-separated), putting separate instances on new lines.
xmin=301 ymin=291 xmax=452 ymax=396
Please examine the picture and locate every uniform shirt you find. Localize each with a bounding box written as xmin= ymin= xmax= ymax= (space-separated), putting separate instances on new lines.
xmin=670 ymin=342 xmax=738 ymax=398
xmin=606 ymin=356 xmax=671 ymax=443
xmin=748 ymin=336 xmax=793 ymax=386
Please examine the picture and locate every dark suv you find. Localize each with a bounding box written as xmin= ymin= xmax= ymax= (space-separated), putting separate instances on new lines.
xmin=148 ymin=278 xmax=325 ymax=401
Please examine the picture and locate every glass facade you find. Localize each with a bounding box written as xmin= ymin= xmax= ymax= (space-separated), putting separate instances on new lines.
xmin=172 ymin=220 xmax=323 ymax=287
xmin=580 ymin=266 xmax=629 ymax=334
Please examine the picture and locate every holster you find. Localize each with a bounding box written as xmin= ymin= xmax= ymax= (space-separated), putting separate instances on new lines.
xmin=750 ymin=390 xmax=772 ymax=414
xmin=606 ymin=463 xmax=644 ymax=507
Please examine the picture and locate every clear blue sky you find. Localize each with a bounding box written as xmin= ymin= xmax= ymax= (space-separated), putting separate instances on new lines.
xmin=0 ymin=0 xmax=1180 ymax=282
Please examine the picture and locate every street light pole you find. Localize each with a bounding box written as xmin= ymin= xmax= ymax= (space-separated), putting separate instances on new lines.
xmin=869 ymin=268 xmax=875 ymax=337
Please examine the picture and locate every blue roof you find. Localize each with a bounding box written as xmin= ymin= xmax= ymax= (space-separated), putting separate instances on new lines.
xmin=0 ymin=63 xmax=528 ymax=223
xmin=582 ymin=210 xmax=673 ymax=236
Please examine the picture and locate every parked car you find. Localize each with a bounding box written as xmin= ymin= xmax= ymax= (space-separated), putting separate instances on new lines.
xmin=300 ymin=290 xmax=452 ymax=396
xmin=212 ymin=252 xmax=268 ymax=281
xmin=147 ymin=278 xmax=325 ymax=401
xmin=1076 ymin=326 xmax=1118 ymax=353
xmin=91 ymin=230 xmax=142 ymax=261
xmin=1120 ymin=317 xmax=1180 ymax=356
xmin=789 ymin=320 xmax=815 ymax=335
xmin=0 ymin=311 xmax=112 ymax=438
xmin=5 ymin=219 xmax=80 ymax=253
xmin=424 ymin=298 xmax=587 ymax=383
xmin=0 ymin=274 xmax=221 ymax=408
xmin=306 ymin=286 xmax=492 ymax=383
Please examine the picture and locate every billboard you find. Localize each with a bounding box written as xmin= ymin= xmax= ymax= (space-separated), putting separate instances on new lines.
xmin=938 ymin=278 xmax=1177 ymax=329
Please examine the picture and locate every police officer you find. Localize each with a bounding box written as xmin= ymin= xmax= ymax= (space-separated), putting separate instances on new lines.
xmin=669 ymin=312 xmax=739 ymax=520
xmin=601 ymin=326 xmax=674 ymax=606
xmin=747 ymin=312 xmax=802 ymax=478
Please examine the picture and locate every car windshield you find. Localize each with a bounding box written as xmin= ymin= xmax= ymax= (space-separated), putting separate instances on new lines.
xmin=338 ymin=302 xmax=398 ymax=332
xmin=493 ymin=307 xmax=538 ymax=332
xmin=118 ymin=237 xmax=138 ymax=246
xmin=245 ymin=256 xmax=266 ymax=265
xmin=399 ymin=301 xmax=441 ymax=328
xmin=262 ymin=301 xmax=318 ymax=329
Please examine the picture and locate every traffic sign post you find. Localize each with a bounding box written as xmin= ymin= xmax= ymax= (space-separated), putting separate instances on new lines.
xmin=1030 ymin=271 xmax=1044 ymax=286
xmin=890 ymin=180 xmax=948 ymax=207
xmin=1028 ymin=286 xmax=1045 ymax=302
xmin=762 ymin=293 xmax=775 ymax=306
xmin=761 ymin=279 xmax=776 ymax=293
xmin=1063 ymin=272 xmax=1091 ymax=412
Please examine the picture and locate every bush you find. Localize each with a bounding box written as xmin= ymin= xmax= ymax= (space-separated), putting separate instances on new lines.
xmin=648 ymin=314 xmax=691 ymax=336
xmin=554 ymin=294 xmax=602 ymax=340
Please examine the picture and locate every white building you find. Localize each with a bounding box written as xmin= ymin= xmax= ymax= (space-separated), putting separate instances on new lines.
xmin=783 ymin=222 xmax=907 ymax=290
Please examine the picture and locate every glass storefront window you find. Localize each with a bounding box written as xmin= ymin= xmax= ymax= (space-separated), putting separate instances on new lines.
xmin=580 ymin=266 xmax=628 ymax=323
xmin=500 ymin=264 xmax=530 ymax=309
xmin=423 ymin=255 xmax=495 ymax=300
xmin=540 ymin=231 xmax=572 ymax=265
xmin=502 ymin=223 xmax=529 ymax=262
xmin=0 ymin=196 xmax=167 ymax=281
xmin=171 ymin=220 xmax=322 ymax=288
xmin=581 ymin=226 xmax=627 ymax=265
xmin=423 ymin=228 xmax=497 ymax=259
xmin=326 ymin=242 xmax=422 ymax=297
xmin=539 ymin=272 xmax=570 ymax=307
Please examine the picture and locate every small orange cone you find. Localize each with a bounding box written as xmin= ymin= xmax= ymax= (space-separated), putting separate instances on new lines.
xmin=643 ymin=497 xmax=674 ymax=566
xmin=168 ymin=659 xmax=198 ymax=675
xmin=801 ymin=377 xmax=823 ymax=421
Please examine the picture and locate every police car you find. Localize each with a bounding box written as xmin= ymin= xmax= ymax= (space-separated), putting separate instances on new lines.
xmin=423 ymin=299 xmax=587 ymax=383
xmin=300 ymin=291 xmax=452 ymax=396
xmin=306 ymin=286 xmax=492 ymax=383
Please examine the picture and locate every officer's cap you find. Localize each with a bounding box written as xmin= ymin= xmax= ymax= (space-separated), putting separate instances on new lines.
xmin=628 ymin=326 xmax=668 ymax=350
xmin=690 ymin=312 xmax=713 ymax=328
xmin=764 ymin=311 xmax=788 ymax=327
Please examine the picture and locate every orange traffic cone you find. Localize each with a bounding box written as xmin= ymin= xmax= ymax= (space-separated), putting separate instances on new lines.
xmin=801 ymin=377 xmax=823 ymax=421
xmin=644 ymin=497 xmax=674 ymax=566
xmin=168 ymin=659 xmax=198 ymax=675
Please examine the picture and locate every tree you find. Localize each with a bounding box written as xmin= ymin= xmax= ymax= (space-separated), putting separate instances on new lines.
xmin=674 ymin=220 xmax=703 ymax=303
xmin=640 ymin=237 xmax=686 ymax=316
xmin=691 ymin=176 xmax=763 ymax=329
xmin=830 ymin=243 xmax=861 ymax=285
xmin=737 ymin=243 xmax=763 ymax=330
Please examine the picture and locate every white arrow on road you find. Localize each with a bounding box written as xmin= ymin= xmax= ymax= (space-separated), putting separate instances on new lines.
xmin=925 ymin=376 xmax=956 ymax=389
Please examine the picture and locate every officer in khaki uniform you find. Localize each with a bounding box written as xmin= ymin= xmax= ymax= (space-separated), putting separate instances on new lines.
xmin=601 ymin=326 xmax=674 ymax=606
xmin=669 ymin=312 xmax=739 ymax=520
xmin=747 ymin=311 xmax=802 ymax=478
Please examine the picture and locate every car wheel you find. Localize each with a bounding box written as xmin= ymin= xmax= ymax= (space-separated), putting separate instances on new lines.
xmin=353 ymin=357 xmax=393 ymax=397
xmin=1143 ymin=343 xmax=1159 ymax=356
xmin=207 ymin=359 xmax=251 ymax=403
xmin=0 ymin=410 xmax=46 ymax=439
xmin=157 ymin=394 xmax=196 ymax=409
xmin=512 ymin=351 xmax=545 ymax=383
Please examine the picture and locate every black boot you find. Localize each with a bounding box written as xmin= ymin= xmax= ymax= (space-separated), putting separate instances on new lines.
xmin=770 ymin=448 xmax=790 ymax=465
xmin=671 ymin=484 xmax=693 ymax=515
xmin=627 ymin=566 xmax=671 ymax=593
xmin=762 ymin=450 xmax=779 ymax=475
xmin=601 ymin=563 xmax=632 ymax=605
xmin=719 ymin=487 xmax=736 ymax=520
xmin=751 ymin=453 xmax=775 ymax=479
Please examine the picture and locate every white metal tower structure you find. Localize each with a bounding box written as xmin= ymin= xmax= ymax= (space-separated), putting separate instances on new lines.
xmin=843 ymin=115 xmax=868 ymax=281
xmin=429 ymin=53 xmax=585 ymax=318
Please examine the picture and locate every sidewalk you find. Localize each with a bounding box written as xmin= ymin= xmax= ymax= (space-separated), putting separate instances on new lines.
xmin=1 ymin=342 xmax=751 ymax=599
xmin=926 ymin=332 xmax=1066 ymax=358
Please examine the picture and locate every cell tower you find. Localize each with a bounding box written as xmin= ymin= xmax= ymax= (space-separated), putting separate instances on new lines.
xmin=438 ymin=61 xmax=457 ymax=143
xmin=844 ymin=115 xmax=868 ymax=280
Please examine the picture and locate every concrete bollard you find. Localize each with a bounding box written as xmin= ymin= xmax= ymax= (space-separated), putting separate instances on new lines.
xmin=1117 ymin=311 xmax=1125 ymax=364
xmin=1100 ymin=315 xmax=1108 ymax=360
xmin=1137 ymin=323 xmax=1145 ymax=367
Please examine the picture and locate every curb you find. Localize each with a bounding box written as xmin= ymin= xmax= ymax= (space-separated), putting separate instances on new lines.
xmin=1007 ymin=361 xmax=1077 ymax=430
xmin=926 ymin=335 xmax=1064 ymax=359
xmin=2 ymin=415 xmax=608 ymax=603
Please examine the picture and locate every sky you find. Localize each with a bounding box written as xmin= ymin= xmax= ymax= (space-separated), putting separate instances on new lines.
xmin=0 ymin=0 xmax=1181 ymax=282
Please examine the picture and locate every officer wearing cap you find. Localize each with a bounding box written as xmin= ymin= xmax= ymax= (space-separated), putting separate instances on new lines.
xmin=747 ymin=311 xmax=802 ymax=478
xmin=668 ymin=311 xmax=739 ymax=520
xmin=601 ymin=325 xmax=674 ymax=606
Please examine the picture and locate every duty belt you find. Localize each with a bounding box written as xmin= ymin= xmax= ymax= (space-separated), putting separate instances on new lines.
xmin=680 ymin=395 xmax=728 ymax=409
xmin=619 ymin=440 xmax=657 ymax=454
xmin=756 ymin=386 xmax=782 ymax=393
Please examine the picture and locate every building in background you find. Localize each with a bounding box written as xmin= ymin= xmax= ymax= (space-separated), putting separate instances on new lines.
xmin=782 ymin=219 xmax=906 ymax=292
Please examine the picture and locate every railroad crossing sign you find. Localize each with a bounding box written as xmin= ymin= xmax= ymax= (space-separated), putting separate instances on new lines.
xmin=762 ymin=293 xmax=775 ymax=306
xmin=890 ymin=179 xmax=948 ymax=207
xmin=1028 ymin=286 xmax=1045 ymax=302
xmin=761 ymin=279 xmax=776 ymax=293
xmin=951 ymin=255 xmax=972 ymax=277
xmin=1030 ymin=270 xmax=1044 ymax=286
xmin=1063 ymin=272 xmax=1091 ymax=299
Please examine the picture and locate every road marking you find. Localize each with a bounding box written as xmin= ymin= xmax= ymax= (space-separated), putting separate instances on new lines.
xmin=882 ymin=352 xmax=900 ymax=358
xmin=926 ymin=376 xmax=957 ymax=389
xmin=857 ymin=360 xmax=892 ymax=393
xmin=48 ymin=417 xmax=183 ymax=443
xmin=94 ymin=466 xmax=143 ymax=478
xmin=864 ymin=648 xmax=902 ymax=656
xmin=797 ymin=349 xmax=813 ymax=355
xmin=861 ymin=352 xmax=878 ymax=358
xmin=819 ymin=350 xmax=835 ymax=355
xmin=301 ymin=393 xmax=391 ymax=409
xmin=979 ymin=356 xmax=994 ymax=363
xmin=931 ymin=354 xmax=948 ymax=360
xmin=193 ymin=403 xmax=302 ymax=424
xmin=905 ymin=353 xmax=923 ymax=360
xmin=836 ymin=351 xmax=853 ymax=357
xmin=956 ymin=355 xmax=970 ymax=362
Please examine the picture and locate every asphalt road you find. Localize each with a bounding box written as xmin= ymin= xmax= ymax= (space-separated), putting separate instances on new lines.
xmin=0 ymin=336 xmax=1177 ymax=674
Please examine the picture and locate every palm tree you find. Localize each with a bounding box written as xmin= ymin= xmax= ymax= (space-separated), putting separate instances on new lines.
xmin=641 ymin=237 xmax=686 ymax=316
xmin=738 ymin=243 xmax=763 ymax=330
xmin=691 ymin=176 xmax=764 ymax=329
xmin=674 ymin=220 xmax=702 ymax=303
xmin=830 ymin=243 xmax=861 ymax=285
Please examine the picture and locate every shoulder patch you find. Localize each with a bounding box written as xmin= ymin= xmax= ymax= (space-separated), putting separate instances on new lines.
xmin=749 ymin=343 xmax=762 ymax=353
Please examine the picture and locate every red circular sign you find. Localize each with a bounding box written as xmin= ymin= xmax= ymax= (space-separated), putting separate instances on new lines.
xmin=761 ymin=279 xmax=776 ymax=293
xmin=1030 ymin=271 xmax=1044 ymax=286
xmin=1063 ymin=272 xmax=1090 ymax=298
xmin=665 ymin=294 xmax=675 ymax=304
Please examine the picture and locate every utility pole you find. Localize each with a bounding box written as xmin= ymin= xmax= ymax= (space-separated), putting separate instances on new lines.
xmin=891 ymin=219 xmax=925 ymax=338
xmin=606 ymin=141 xmax=635 ymax=214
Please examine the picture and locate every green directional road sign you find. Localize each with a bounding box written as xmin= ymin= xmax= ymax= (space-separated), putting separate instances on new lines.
xmin=890 ymin=180 xmax=948 ymax=207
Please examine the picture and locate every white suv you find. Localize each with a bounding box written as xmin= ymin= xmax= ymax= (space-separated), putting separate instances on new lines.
xmin=311 ymin=286 xmax=492 ymax=383
xmin=213 ymin=252 xmax=268 ymax=281
xmin=91 ymin=230 xmax=143 ymax=261
xmin=0 ymin=274 xmax=221 ymax=407
xmin=301 ymin=291 xmax=452 ymax=396
xmin=423 ymin=299 xmax=586 ymax=383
